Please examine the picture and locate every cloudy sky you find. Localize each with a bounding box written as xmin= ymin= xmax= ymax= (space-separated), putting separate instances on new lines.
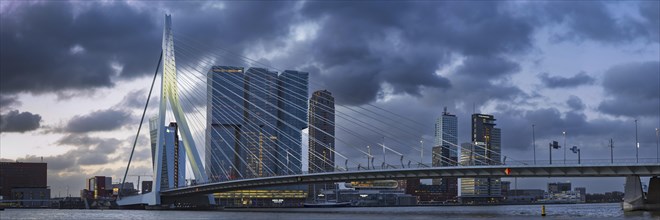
xmin=1 ymin=1 xmax=659 ymax=196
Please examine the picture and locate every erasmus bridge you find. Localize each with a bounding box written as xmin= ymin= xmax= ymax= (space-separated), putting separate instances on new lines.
xmin=116 ymin=15 xmax=660 ymax=211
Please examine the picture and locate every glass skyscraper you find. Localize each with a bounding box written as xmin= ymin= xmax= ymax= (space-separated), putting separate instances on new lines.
xmin=431 ymin=107 xmax=458 ymax=200
xmin=206 ymin=66 xmax=308 ymax=181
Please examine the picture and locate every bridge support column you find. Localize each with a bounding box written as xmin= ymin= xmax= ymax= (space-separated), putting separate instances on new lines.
xmin=623 ymin=175 xmax=644 ymax=211
xmin=623 ymin=175 xmax=660 ymax=211
xmin=646 ymin=176 xmax=660 ymax=205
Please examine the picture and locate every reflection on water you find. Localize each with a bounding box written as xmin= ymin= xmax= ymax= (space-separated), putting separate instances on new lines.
xmin=1 ymin=203 xmax=658 ymax=219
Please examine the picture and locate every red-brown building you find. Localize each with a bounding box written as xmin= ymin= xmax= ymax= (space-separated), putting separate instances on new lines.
xmin=0 ymin=162 xmax=48 ymax=199
xmin=86 ymin=176 xmax=112 ymax=199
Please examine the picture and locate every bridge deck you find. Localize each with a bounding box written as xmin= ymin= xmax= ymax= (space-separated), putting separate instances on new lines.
xmin=160 ymin=163 xmax=660 ymax=197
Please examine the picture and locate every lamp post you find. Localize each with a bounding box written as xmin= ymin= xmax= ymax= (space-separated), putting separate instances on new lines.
xmin=563 ymin=131 xmax=566 ymax=164
xmin=655 ymin=128 xmax=660 ymax=163
xmin=635 ymin=120 xmax=639 ymax=163
xmin=420 ymin=139 xmax=424 ymax=165
xmin=366 ymin=145 xmax=371 ymax=170
xmin=533 ymin=124 xmax=536 ymax=165
xmin=382 ymin=137 xmax=386 ymax=167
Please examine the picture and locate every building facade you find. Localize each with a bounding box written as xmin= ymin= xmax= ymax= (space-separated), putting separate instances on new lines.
xmin=459 ymin=114 xmax=502 ymax=203
xmin=0 ymin=162 xmax=48 ymax=205
xmin=548 ymin=182 xmax=572 ymax=193
xmin=149 ymin=119 xmax=186 ymax=189
xmin=431 ymin=107 xmax=458 ymax=200
xmin=206 ymin=66 xmax=308 ymax=181
xmin=308 ymin=90 xmax=336 ymax=199
xmin=86 ymin=176 xmax=112 ymax=200
xmin=434 ymin=107 xmax=458 ymax=158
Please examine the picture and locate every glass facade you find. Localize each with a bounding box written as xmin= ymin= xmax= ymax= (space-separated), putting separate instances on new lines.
xmin=206 ymin=66 xmax=308 ymax=181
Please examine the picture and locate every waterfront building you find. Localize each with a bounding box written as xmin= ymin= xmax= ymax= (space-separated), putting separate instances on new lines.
xmin=205 ymin=66 xmax=308 ymax=205
xmin=308 ymin=90 xmax=336 ymax=199
xmin=0 ymin=162 xmax=49 ymax=207
xmin=548 ymin=182 xmax=572 ymax=193
xmin=459 ymin=113 xmax=502 ymax=203
xmin=431 ymin=107 xmax=458 ymax=200
xmin=575 ymin=187 xmax=586 ymax=202
xmin=85 ymin=176 xmax=112 ymax=200
xmin=505 ymin=189 xmax=546 ymax=203
xmin=314 ymin=181 xmax=417 ymax=206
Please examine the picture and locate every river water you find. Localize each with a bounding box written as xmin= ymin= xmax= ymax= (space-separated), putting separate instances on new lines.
xmin=1 ymin=203 xmax=658 ymax=219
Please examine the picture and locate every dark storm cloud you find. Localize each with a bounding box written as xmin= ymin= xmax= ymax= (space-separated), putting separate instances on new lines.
xmin=298 ymin=1 xmax=533 ymax=105
xmin=0 ymin=110 xmax=42 ymax=132
xmin=65 ymin=109 xmax=133 ymax=133
xmin=539 ymin=72 xmax=595 ymax=88
xmin=637 ymin=1 xmax=660 ymax=43
xmin=117 ymin=89 xmax=159 ymax=110
xmin=0 ymin=1 xmax=160 ymax=95
xmin=56 ymin=134 xmax=122 ymax=155
xmin=492 ymin=107 xmax=642 ymax=153
xmin=5 ymin=134 xmax=122 ymax=170
xmin=119 ymin=89 xmax=148 ymax=109
xmin=537 ymin=1 xmax=658 ymax=43
xmin=598 ymin=61 xmax=660 ymax=117
xmin=163 ymin=1 xmax=300 ymax=69
xmin=455 ymin=56 xmax=520 ymax=79
xmin=0 ymin=95 xmax=20 ymax=110
xmin=566 ymin=95 xmax=585 ymax=111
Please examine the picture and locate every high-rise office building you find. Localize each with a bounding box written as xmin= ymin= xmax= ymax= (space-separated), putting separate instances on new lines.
xmin=308 ymin=90 xmax=335 ymax=173
xmin=460 ymin=113 xmax=502 ymax=203
xmin=431 ymin=107 xmax=458 ymax=200
xmin=434 ymin=107 xmax=458 ymax=154
xmin=149 ymin=119 xmax=186 ymax=189
xmin=206 ymin=66 xmax=308 ymax=181
xmin=308 ymin=90 xmax=335 ymax=198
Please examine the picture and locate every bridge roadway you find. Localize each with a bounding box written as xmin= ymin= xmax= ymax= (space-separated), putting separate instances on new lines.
xmin=160 ymin=163 xmax=660 ymax=197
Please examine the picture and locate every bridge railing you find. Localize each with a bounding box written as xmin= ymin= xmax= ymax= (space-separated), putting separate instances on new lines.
xmin=167 ymin=157 xmax=660 ymax=189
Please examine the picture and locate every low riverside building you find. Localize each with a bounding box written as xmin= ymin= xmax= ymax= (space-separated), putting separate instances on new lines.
xmin=0 ymin=162 xmax=50 ymax=207
xmin=317 ymin=180 xmax=417 ymax=206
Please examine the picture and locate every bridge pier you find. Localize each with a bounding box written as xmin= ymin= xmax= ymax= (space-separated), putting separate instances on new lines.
xmin=623 ymin=175 xmax=660 ymax=211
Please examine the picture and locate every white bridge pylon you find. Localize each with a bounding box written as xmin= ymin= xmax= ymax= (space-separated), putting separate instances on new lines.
xmin=118 ymin=14 xmax=213 ymax=206
xmin=155 ymin=14 xmax=214 ymax=205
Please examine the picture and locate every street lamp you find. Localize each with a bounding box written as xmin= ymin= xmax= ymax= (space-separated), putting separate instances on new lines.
xmin=635 ymin=120 xmax=639 ymax=163
xmin=420 ymin=139 xmax=424 ymax=165
xmin=563 ymin=131 xmax=566 ymax=164
xmin=570 ymin=146 xmax=581 ymax=164
xmin=532 ymin=124 xmax=536 ymax=165
xmin=366 ymin=145 xmax=371 ymax=169
xmin=382 ymin=137 xmax=386 ymax=168
xmin=655 ymin=128 xmax=660 ymax=163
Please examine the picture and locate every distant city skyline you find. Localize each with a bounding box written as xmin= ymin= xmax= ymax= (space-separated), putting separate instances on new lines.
xmin=0 ymin=1 xmax=658 ymax=197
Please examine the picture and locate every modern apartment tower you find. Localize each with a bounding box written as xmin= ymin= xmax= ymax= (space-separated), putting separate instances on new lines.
xmin=206 ymin=66 xmax=308 ymax=181
xmin=308 ymin=90 xmax=336 ymax=198
xmin=460 ymin=113 xmax=502 ymax=203
xmin=148 ymin=119 xmax=186 ymax=189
